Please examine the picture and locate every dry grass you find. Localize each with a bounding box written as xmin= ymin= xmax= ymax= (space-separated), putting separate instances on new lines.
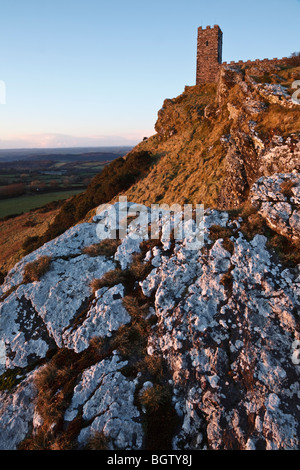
xmin=0 ymin=207 xmax=59 ymax=275
xmin=112 ymin=319 xmax=150 ymax=358
xmin=86 ymin=431 xmax=109 ymax=450
xmin=220 ymin=268 xmax=234 ymax=297
xmin=23 ymin=256 xmax=52 ymax=283
xmin=20 ymin=338 xmax=110 ymax=450
xmin=267 ymin=234 xmax=300 ymax=266
xmin=280 ymin=180 xmax=296 ymax=198
xmin=209 ymin=224 xmax=235 ymax=253
xmin=82 ymin=238 xmax=121 ymax=258
xmin=122 ymin=295 xmax=149 ymax=321
xmin=90 ymin=269 xmax=129 ymax=293
xmin=129 ymin=253 xmax=153 ymax=281
xmin=256 ymin=104 xmax=300 ymax=137
xmin=116 ymin=83 xmax=230 ymax=209
xmin=139 ymin=384 xmax=172 ymax=413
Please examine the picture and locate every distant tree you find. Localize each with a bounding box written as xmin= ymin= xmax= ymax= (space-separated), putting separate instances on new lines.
xmin=0 ymin=183 xmax=26 ymax=199
xmin=63 ymin=175 xmax=77 ymax=186
xmin=30 ymin=180 xmax=42 ymax=190
xmin=49 ymin=179 xmax=60 ymax=188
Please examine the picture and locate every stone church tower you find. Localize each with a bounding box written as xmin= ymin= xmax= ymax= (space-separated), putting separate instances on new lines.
xmin=196 ymin=25 xmax=223 ymax=84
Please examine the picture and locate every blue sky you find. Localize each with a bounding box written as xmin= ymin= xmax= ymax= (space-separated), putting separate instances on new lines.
xmin=0 ymin=0 xmax=299 ymax=149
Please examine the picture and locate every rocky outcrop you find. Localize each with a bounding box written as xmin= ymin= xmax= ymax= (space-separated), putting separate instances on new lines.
xmin=251 ymin=173 xmax=300 ymax=241
xmin=217 ymin=66 xmax=300 ymax=209
xmin=144 ymin=231 xmax=300 ymax=450
xmin=0 ymin=174 xmax=299 ymax=450
xmin=121 ymin=61 xmax=300 ymax=210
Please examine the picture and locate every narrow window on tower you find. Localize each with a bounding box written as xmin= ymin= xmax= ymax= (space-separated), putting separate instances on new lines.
xmin=206 ymin=41 xmax=209 ymax=46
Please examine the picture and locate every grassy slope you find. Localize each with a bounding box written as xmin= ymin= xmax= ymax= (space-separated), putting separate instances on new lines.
xmin=121 ymin=64 xmax=300 ymax=209
xmin=121 ymin=83 xmax=228 ymax=208
xmin=0 ymin=189 xmax=84 ymax=219
xmin=2 ymin=62 xmax=300 ymax=270
xmin=0 ymin=207 xmax=60 ymax=274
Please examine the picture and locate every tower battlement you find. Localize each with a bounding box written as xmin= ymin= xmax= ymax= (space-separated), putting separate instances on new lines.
xmin=196 ymin=25 xmax=223 ymax=84
xmin=196 ymin=25 xmax=294 ymax=85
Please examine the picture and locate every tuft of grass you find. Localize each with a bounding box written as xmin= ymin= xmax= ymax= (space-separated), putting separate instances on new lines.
xmin=129 ymin=253 xmax=153 ymax=281
xmin=0 ymin=368 xmax=25 ymax=391
xmin=23 ymin=256 xmax=52 ymax=283
xmin=82 ymin=239 xmax=121 ymax=258
xmin=280 ymin=180 xmax=296 ymax=199
xmin=112 ymin=321 xmax=150 ymax=358
xmin=90 ymin=268 xmax=130 ymax=293
xmin=86 ymin=431 xmax=109 ymax=450
xmin=122 ymin=295 xmax=149 ymax=321
xmin=209 ymin=224 xmax=232 ymax=242
xmin=139 ymin=383 xmax=180 ymax=450
xmin=220 ymin=267 xmax=234 ymax=297
xmin=139 ymin=384 xmax=172 ymax=413
xmin=267 ymin=233 xmax=300 ymax=266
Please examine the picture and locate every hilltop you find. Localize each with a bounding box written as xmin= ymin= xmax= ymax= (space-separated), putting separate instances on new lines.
xmin=122 ymin=60 xmax=300 ymax=208
xmin=0 ymin=59 xmax=299 ymax=450
xmin=17 ymin=59 xmax=300 ymax=262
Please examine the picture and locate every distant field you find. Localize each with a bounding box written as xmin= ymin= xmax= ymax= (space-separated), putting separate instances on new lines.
xmin=0 ymin=189 xmax=84 ymax=218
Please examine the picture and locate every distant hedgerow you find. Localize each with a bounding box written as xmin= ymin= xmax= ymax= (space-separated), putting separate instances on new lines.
xmin=22 ymin=150 xmax=154 ymax=255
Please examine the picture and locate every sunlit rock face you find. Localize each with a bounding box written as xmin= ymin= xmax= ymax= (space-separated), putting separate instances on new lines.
xmin=251 ymin=173 xmax=300 ymax=242
xmin=0 ymin=173 xmax=299 ymax=450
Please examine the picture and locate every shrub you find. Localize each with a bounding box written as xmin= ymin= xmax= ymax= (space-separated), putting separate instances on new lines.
xmin=23 ymin=256 xmax=52 ymax=283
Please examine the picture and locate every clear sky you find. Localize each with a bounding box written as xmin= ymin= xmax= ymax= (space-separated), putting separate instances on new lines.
xmin=0 ymin=0 xmax=299 ymax=149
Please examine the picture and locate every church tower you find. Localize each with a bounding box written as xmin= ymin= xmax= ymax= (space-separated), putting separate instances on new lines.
xmin=196 ymin=25 xmax=223 ymax=84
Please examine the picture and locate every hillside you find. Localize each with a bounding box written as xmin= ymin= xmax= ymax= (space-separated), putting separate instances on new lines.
xmin=20 ymin=60 xmax=300 ymax=261
xmin=0 ymin=205 xmax=61 ymax=276
xmin=121 ymin=61 xmax=300 ymax=208
xmin=0 ymin=60 xmax=299 ymax=451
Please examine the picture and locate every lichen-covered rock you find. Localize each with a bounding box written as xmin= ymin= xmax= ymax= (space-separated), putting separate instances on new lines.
xmin=0 ymin=187 xmax=299 ymax=450
xmin=63 ymin=284 xmax=131 ymax=353
xmin=145 ymin=232 xmax=300 ymax=450
xmin=65 ymin=352 xmax=143 ymax=449
xmin=251 ymin=173 xmax=300 ymax=241
xmin=0 ymin=373 xmax=37 ymax=450
xmin=0 ymin=250 xmax=116 ymax=368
